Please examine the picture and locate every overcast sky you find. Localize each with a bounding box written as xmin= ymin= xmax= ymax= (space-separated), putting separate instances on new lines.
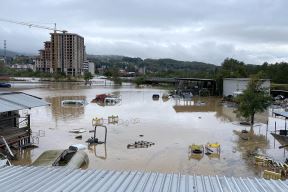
xmin=1 ymin=0 xmax=288 ymax=65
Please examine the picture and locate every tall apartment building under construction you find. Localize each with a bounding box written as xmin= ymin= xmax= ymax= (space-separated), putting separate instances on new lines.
xmin=36 ymin=32 xmax=85 ymax=76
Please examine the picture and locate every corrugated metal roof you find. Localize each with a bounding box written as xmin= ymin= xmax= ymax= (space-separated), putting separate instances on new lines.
xmin=223 ymin=78 xmax=270 ymax=81
xmin=0 ymin=92 xmax=49 ymax=113
xmin=273 ymin=111 xmax=288 ymax=118
xmin=0 ymin=166 xmax=287 ymax=192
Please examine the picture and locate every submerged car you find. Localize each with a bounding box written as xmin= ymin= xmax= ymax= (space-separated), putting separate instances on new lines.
xmin=61 ymin=100 xmax=87 ymax=106
xmin=31 ymin=144 xmax=89 ymax=168
xmin=92 ymin=94 xmax=121 ymax=106
xmin=152 ymin=94 xmax=160 ymax=100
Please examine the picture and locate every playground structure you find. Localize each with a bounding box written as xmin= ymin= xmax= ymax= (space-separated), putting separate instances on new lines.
xmin=86 ymin=115 xmax=119 ymax=144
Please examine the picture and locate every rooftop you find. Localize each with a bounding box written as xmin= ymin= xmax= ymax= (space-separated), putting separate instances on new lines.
xmin=0 ymin=165 xmax=287 ymax=192
xmin=0 ymin=92 xmax=49 ymax=113
xmin=176 ymin=77 xmax=215 ymax=81
xmin=223 ymin=78 xmax=270 ymax=81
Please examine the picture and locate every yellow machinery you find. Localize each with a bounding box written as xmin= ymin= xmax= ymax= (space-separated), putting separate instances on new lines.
xmin=263 ymin=170 xmax=281 ymax=180
xmin=108 ymin=115 xmax=119 ymax=124
xmin=92 ymin=117 xmax=104 ymax=126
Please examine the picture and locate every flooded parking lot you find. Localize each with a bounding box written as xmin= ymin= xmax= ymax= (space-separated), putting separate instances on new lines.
xmin=8 ymin=81 xmax=288 ymax=178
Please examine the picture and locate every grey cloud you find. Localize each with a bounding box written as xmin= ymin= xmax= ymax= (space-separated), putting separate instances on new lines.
xmin=1 ymin=0 xmax=288 ymax=65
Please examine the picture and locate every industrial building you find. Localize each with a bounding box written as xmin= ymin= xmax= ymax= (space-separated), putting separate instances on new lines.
xmin=223 ymin=78 xmax=270 ymax=97
xmin=36 ymin=32 xmax=85 ymax=76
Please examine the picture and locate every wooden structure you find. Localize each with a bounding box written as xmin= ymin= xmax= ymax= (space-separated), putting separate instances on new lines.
xmin=0 ymin=92 xmax=49 ymax=151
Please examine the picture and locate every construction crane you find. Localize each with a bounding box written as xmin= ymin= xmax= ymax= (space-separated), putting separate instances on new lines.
xmin=0 ymin=18 xmax=67 ymax=33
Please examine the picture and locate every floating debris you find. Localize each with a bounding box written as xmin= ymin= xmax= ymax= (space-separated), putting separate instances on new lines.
xmin=75 ymin=135 xmax=82 ymax=139
xmin=139 ymin=134 xmax=144 ymax=137
xmin=69 ymin=128 xmax=86 ymax=133
xmin=240 ymin=121 xmax=251 ymax=126
xmin=254 ymin=155 xmax=288 ymax=179
xmin=241 ymin=130 xmax=248 ymax=133
xmin=86 ymin=137 xmax=104 ymax=144
xmin=127 ymin=141 xmax=155 ymax=149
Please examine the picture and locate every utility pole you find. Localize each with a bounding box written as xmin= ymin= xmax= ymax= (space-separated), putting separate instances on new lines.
xmin=4 ymin=40 xmax=6 ymax=65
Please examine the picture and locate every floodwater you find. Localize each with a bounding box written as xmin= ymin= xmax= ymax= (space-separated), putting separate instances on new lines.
xmin=7 ymin=80 xmax=288 ymax=178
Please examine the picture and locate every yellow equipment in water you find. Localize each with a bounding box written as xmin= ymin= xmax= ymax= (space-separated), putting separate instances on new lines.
xmin=108 ymin=115 xmax=119 ymax=124
xmin=263 ymin=170 xmax=281 ymax=180
xmin=189 ymin=144 xmax=204 ymax=154
xmin=188 ymin=144 xmax=204 ymax=161
xmin=207 ymin=143 xmax=220 ymax=149
xmin=92 ymin=117 xmax=104 ymax=126
xmin=205 ymin=143 xmax=221 ymax=159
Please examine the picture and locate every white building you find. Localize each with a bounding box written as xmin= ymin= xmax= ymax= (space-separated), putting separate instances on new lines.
xmin=82 ymin=60 xmax=95 ymax=75
xmin=223 ymin=78 xmax=270 ymax=97
xmin=10 ymin=64 xmax=35 ymax=71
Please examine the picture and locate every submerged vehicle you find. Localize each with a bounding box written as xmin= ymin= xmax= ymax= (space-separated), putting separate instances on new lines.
xmin=61 ymin=100 xmax=86 ymax=106
xmin=31 ymin=144 xmax=89 ymax=168
xmin=104 ymin=95 xmax=121 ymax=105
xmin=0 ymin=83 xmax=11 ymax=88
xmin=92 ymin=94 xmax=108 ymax=103
xmin=152 ymin=94 xmax=160 ymax=100
xmin=92 ymin=94 xmax=121 ymax=106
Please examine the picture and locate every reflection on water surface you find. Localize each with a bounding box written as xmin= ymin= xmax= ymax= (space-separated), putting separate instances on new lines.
xmin=9 ymin=82 xmax=288 ymax=178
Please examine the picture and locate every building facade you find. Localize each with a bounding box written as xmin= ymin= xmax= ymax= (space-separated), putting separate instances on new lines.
xmin=223 ymin=78 xmax=270 ymax=97
xmin=82 ymin=60 xmax=95 ymax=75
xmin=36 ymin=32 xmax=85 ymax=76
xmin=10 ymin=64 xmax=35 ymax=71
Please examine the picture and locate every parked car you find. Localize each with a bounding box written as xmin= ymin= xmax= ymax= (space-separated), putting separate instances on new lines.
xmin=31 ymin=144 xmax=89 ymax=168
xmin=0 ymin=83 xmax=11 ymax=88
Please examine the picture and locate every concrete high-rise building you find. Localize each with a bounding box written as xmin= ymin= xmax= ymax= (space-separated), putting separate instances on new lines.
xmin=35 ymin=41 xmax=52 ymax=72
xmin=36 ymin=32 xmax=85 ymax=76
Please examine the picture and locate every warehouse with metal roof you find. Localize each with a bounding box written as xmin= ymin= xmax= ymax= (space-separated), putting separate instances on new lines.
xmin=0 ymin=165 xmax=287 ymax=192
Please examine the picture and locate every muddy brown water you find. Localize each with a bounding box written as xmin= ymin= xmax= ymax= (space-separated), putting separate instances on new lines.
xmin=6 ymin=81 xmax=288 ymax=178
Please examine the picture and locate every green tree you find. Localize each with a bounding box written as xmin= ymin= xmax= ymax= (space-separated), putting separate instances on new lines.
xmin=221 ymin=58 xmax=248 ymax=78
xmin=84 ymin=72 xmax=93 ymax=81
xmin=235 ymin=77 xmax=272 ymax=128
xmin=134 ymin=76 xmax=146 ymax=86
xmin=111 ymin=69 xmax=122 ymax=85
